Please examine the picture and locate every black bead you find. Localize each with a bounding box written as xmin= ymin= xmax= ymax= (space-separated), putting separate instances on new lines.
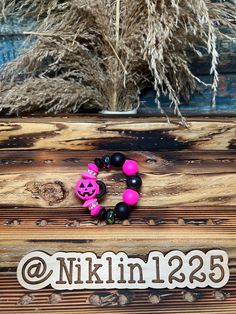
xmin=98 ymin=207 xmax=107 ymax=220
xmin=94 ymin=158 xmax=104 ymax=169
xmin=127 ymin=175 xmax=142 ymax=190
xmin=110 ymin=152 xmax=126 ymax=167
xmin=114 ymin=202 xmax=130 ymax=219
xmin=96 ymin=180 xmax=107 ymax=199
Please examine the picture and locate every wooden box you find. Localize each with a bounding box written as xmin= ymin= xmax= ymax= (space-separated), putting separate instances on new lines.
xmin=0 ymin=115 xmax=236 ymax=313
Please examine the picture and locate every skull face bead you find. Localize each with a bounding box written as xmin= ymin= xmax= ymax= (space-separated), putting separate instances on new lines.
xmin=75 ymin=179 xmax=99 ymax=201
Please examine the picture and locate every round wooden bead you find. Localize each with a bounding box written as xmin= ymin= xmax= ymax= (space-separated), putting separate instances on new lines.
xmin=122 ymin=160 xmax=139 ymax=176
xmin=123 ymin=189 xmax=139 ymax=206
xmin=114 ymin=202 xmax=130 ymax=219
xmin=127 ymin=175 xmax=142 ymax=190
xmin=110 ymin=152 xmax=126 ymax=167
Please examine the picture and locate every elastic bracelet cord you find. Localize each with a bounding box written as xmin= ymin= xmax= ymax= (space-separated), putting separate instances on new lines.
xmin=75 ymin=152 xmax=142 ymax=224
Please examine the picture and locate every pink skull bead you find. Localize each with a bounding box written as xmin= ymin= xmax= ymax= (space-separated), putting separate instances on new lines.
xmin=122 ymin=160 xmax=139 ymax=176
xmin=123 ymin=188 xmax=140 ymax=206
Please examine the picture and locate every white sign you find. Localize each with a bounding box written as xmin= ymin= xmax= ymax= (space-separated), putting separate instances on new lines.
xmin=17 ymin=250 xmax=229 ymax=290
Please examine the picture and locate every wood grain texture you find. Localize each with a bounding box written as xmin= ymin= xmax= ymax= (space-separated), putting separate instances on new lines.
xmin=0 ymin=150 xmax=235 ymax=208
xmin=0 ymin=274 xmax=235 ymax=314
xmin=1 ymin=204 xmax=236 ymax=258
xmin=0 ymin=116 xmax=235 ymax=151
xmin=0 ymin=273 xmax=236 ymax=314
xmin=0 ymin=116 xmax=236 ymax=313
xmin=0 ymin=150 xmax=235 ymax=174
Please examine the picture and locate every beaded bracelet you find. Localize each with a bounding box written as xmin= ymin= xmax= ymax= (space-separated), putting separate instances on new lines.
xmin=74 ymin=153 xmax=142 ymax=224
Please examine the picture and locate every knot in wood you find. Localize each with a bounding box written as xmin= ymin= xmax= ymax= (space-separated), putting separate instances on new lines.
xmin=36 ymin=219 xmax=48 ymax=227
xmin=149 ymin=294 xmax=161 ymax=304
xmin=25 ymin=181 xmax=67 ymax=205
xmin=4 ymin=219 xmax=20 ymax=226
xmin=17 ymin=294 xmax=33 ymax=305
xmin=182 ymin=290 xmax=201 ymax=302
xmin=65 ymin=220 xmax=80 ymax=228
xmin=88 ymin=292 xmax=131 ymax=307
xmin=213 ymin=290 xmax=230 ymax=301
xmin=88 ymin=293 xmax=118 ymax=307
xmin=49 ymin=293 xmax=62 ymax=304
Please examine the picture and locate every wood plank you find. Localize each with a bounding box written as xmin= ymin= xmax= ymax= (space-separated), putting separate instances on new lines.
xmin=0 ymin=273 xmax=236 ymax=313
xmin=1 ymin=205 xmax=236 ymax=269
xmin=0 ymin=115 xmax=235 ymax=313
xmin=0 ymin=170 xmax=235 ymax=208
xmin=0 ymin=206 xmax=235 ymax=230
xmin=0 ymin=116 xmax=235 ymax=151
xmin=1 ymin=224 xmax=235 ymax=311
xmin=1 ymin=221 xmax=236 ymax=311
xmin=0 ymin=150 xmax=235 ymax=174
xmin=0 ymin=149 xmax=235 ymax=208
xmin=1 ymin=210 xmax=236 ymax=270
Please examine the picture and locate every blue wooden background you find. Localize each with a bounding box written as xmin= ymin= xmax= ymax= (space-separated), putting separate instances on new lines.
xmin=0 ymin=18 xmax=236 ymax=113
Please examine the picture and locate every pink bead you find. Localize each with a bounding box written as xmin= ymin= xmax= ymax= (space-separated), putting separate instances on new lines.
xmin=122 ymin=160 xmax=139 ymax=176
xmin=91 ymin=204 xmax=102 ymax=216
xmin=88 ymin=163 xmax=99 ymax=174
xmin=83 ymin=198 xmax=98 ymax=208
xmin=81 ymin=172 xmax=96 ymax=180
xmin=82 ymin=198 xmax=101 ymax=216
xmin=123 ymin=189 xmax=139 ymax=206
xmin=82 ymin=163 xmax=99 ymax=179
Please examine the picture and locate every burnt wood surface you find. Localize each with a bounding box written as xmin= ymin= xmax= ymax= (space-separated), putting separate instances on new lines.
xmin=0 ymin=115 xmax=235 ymax=313
xmin=0 ymin=116 xmax=235 ymax=151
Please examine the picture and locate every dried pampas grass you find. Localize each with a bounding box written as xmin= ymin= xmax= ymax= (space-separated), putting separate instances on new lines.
xmin=0 ymin=0 xmax=235 ymax=119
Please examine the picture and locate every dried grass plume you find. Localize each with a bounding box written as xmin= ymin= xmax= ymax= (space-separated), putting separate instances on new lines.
xmin=0 ymin=0 xmax=235 ymax=118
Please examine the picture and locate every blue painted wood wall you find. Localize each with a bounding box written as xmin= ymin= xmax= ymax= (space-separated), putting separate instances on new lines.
xmin=0 ymin=18 xmax=236 ymax=114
